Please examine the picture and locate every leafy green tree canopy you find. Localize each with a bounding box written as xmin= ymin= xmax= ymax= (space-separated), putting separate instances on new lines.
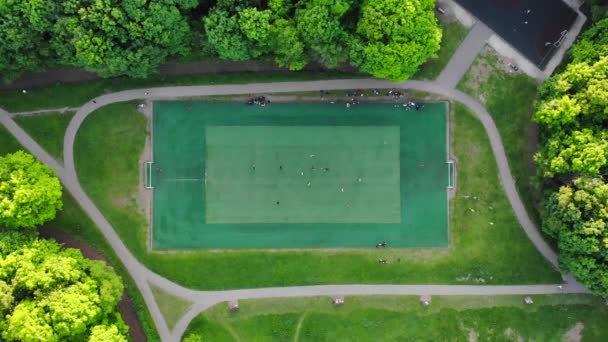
xmin=204 ymin=9 xmax=253 ymax=60
xmin=269 ymin=18 xmax=308 ymax=70
xmin=52 ymin=0 xmax=193 ymax=78
xmin=534 ymin=14 xmax=608 ymax=300
xmin=0 ymin=151 xmax=62 ymax=229
xmin=570 ymin=17 xmax=608 ymax=64
xmin=350 ymin=0 xmax=442 ymax=81
xmin=542 ymin=177 xmax=608 ymax=297
xmin=0 ymin=234 xmax=127 ymax=341
xmin=88 ymin=324 xmax=127 ymax=342
xmin=534 ymin=56 xmax=608 ymax=129
xmin=0 ymin=0 xmax=55 ymax=83
xmin=296 ymin=0 xmax=352 ymax=68
xmin=534 ymin=128 xmax=608 ymax=177
xmin=269 ymin=0 xmax=294 ymax=17
xmin=239 ymin=8 xmax=273 ymax=56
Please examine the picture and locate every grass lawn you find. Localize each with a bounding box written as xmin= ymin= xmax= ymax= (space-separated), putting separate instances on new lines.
xmin=0 ymin=126 xmax=23 ymax=155
xmin=0 ymin=71 xmax=361 ymax=113
xmin=14 ymin=112 xmax=75 ymax=161
xmin=0 ymin=126 xmax=160 ymax=341
xmin=183 ymin=295 xmax=608 ymax=341
xmin=414 ymin=21 xmax=469 ymax=80
xmin=150 ymin=285 xmax=192 ymax=331
xmin=458 ymin=48 xmax=541 ymax=224
xmin=74 ymin=100 xmax=560 ymax=290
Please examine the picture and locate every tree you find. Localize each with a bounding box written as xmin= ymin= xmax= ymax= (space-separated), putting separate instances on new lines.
xmin=585 ymin=0 xmax=608 ymax=22
xmin=51 ymin=0 xmax=193 ymax=78
xmin=0 ymin=235 xmax=127 ymax=341
xmin=534 ymin=129 xmax=608 ymax=177
xmin=570 ymin=17 xmax=608 ymax=64
xmin=88 ymin=324 xmax=127 ymax=342
xmin=534 ymin=57 xmax=608 ymax=129
xmin=269 ymin=18 xmax=308 ymax=70
xmin=350 ymin=0 xmax=442 ymax=81
xmin=204 ymin=9 xmax=253 ymax=60
xmin=296 ymin=0 xmax=352 ymax=68
xmin=534 ymin=16 xmax=608 ymax=299
xmin=214 ymin=0 xmax=258 ymax=12
xmin=0 ymin=0 xmax=56 ymax=83
xmin=0 ymin=228 xmax=37 ymax=256
xmin=238 ymin=8 xmax=273 ymax=57
xmin=268 ymin=0 xmax=294 ymax=17
xmin=541 ymin=177 xmax=608 ymax=297
xmin=0 ymin=151 xmax=62 ymax=229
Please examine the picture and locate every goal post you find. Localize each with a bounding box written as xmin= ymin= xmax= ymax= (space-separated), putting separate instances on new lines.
xmin=447 ymin=160 xmax=455 ymax=189
xmin=145 ymin=161 xmax=154 ymax=189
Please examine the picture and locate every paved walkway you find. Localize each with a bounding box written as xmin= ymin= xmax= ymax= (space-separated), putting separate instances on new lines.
xmin=436 ymin=21 xmax=493 ymax=88
xmin=0 ymin=27 xmax=590 ymax=341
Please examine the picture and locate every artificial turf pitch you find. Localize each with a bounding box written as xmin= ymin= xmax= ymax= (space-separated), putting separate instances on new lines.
xmin=151 ymin=102 xmax=448 ymax=249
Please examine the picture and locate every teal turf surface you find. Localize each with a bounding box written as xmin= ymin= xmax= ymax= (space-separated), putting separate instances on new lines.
xmin=152 ymin=102 xmax=448 ymax=249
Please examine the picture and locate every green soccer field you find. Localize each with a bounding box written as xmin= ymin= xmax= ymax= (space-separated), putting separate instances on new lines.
xmin=205 ymin=126 xmax=401 ymax=223
xmin=151 ymin=101 xmax=449 ymax=249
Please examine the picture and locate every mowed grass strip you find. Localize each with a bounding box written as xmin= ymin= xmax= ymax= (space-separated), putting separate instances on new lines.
xmin=14 ymin=111 xmax=75 ymax=161
xmin=0 ymin=125 xmax=22 ymax=155
xmin=183 ymin=295 xmax=608 ymax=341
xmin=74 ymin=100 xmax=560 ymax=290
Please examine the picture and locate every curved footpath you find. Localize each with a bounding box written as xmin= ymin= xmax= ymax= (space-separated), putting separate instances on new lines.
xmin=0 ymin=78 xmax=590 ymax=341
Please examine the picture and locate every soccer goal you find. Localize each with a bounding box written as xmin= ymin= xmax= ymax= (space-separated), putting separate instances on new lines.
xmin=145 ymin=161 xmax=154 ymax=189
xmin=447 ymin=160 xmax=455 ymax=189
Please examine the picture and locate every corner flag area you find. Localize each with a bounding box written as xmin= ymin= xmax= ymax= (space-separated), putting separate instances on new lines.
xmin=151 ymin=101 xmax=449 ymax=249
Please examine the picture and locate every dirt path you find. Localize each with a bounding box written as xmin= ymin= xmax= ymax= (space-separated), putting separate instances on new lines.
xmin=0 ymin=61 xmax=356 ymax=90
